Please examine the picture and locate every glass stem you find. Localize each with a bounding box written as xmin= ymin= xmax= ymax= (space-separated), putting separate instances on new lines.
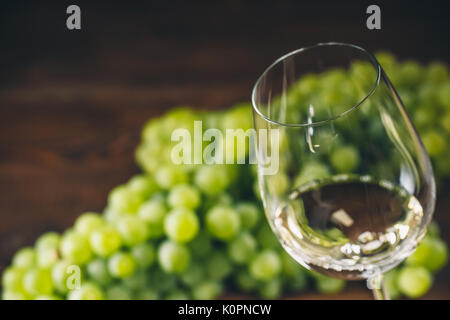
xmin=367 ymin=274 xmax=390 ymax=300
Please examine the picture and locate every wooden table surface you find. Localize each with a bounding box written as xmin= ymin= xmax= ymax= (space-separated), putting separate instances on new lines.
xmin=0 ymin=1 xmax=449 ymax=299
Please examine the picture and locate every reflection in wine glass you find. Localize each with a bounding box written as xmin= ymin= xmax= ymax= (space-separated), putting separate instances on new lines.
xmin=251 ymin=43 xmax=435 ymax=299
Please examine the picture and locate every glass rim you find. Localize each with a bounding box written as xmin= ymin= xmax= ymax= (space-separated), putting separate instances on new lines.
xmin=251 ymin=42 xmax=382 ymax=127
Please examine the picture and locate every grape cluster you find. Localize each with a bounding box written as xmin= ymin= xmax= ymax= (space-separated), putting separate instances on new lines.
xmin=1 ymin=163 xmax=311 ymax=300
xmin=1 ymin=53 xmax=449 ymax=300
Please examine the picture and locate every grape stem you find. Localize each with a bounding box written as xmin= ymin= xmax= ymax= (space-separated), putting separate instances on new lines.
xmin=367 ymin=274 xmax=390 ymax=300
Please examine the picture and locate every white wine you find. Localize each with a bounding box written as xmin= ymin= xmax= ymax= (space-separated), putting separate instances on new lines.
xmin=273 ymin=175 xmax=424 ymax=280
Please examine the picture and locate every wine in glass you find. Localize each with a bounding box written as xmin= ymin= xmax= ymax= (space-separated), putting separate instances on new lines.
xmin=251 ymin=43 xmax=436 ymax=299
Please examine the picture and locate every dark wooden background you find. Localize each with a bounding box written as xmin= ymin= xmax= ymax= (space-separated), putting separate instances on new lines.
xmin=0 ymin=1 xmax=449 ymax=299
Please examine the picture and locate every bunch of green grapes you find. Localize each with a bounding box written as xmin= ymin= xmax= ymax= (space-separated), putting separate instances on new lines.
xmin=2 ymin=53 xmax=449 ymax=300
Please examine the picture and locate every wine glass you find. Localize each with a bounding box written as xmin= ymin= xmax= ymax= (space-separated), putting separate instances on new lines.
xmin=251 ymin=42 xmax=436 ymax=299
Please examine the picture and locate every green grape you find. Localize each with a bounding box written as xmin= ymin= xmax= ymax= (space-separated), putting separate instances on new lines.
xmin=60 ymin=232 xmax=93 ymax=265
xmin=206 ymin=252 xmax=232 ymax=281
xmin=349 ymin=61 xmax=376 ymax=89
xmin=422 ymin=130 xmax=446 ymax=156
xmin=138 ymin=199 xmax=168 ymax=238
xmin=2 ymin=266 xmax=26 ymax=293
xmin=35 ymin=232 xmax=60 ymax=251
xmin=219 ymin=192 xmax=234 ymax=205
xmin=259 ymin=278 xmax=282 ymax=299
xmin=127 ymin=174 xmax=158 ymax=200
xmin=106 ymin=284 xmax=133 ymax=300
xmin=257 ymin=224 xmax=280 ymax=250
xmin=131 ymin=243 xmax=155 ymax=268
xmin=86 ymin=258 xmax=112 ymax=285
xmin=296 ymin=73 xmax=319 ymax=96
xmin=158 ymin=241 xmax=190 ymax=274
xmin=180 ymin=263 xmax=205 ymax=287
xmin=413 ymin=107 xmax=437 ymax=129
xmin=417 ymin=84 xmax=438 ymax=106
xmin=192 ymin=281 xmax=223 ymax=300
xmin=267 ymin=173 xmax=289 ymax=196
xmin=136 ymin=143 xmax=163 ymax=173
xmin=315 ymin=274 xmax=346 ymax=294
xmin=427 ymin=221 xmax=440 ymax=237
xmin=222 ymin=104 xmax=253 ymax=131
xmin=322 ymin=87 xmax=347 ymax=115
xmin=398 ymin=266 xmax=432 ymax=298
xmin=406 ymin=236 xmax=434 ymax=266
xmin=103 ymin=207 xmax=121 ymax=223
xmin=227 ymin=233 xmax=257 ymax=264
xmin=163 ymin=106 xmax=198 ymax=133
xmin=294 ymin=162 xmax=330 ymax=187
xmin=236 ymin=202 xmax=260 ymax=230
xmin=36 ymin=247 xmax=59 ymax=268
xmin=164 ymin=208 xmax=199 ymax=243
xmin=189 ymin=232 xmax=212 ymax=258
xmin=108 ymin=252 xmax=137 ymax=278
xmin=136 ymin=289 xmax=159 ymax=300
xmin=323 ymin=69 xmax=347 ymax=88
xmin=108 ymin=185 xmax=143 ymax=214
xmin=383 ymin=269 xmax=401 ymax=300
xmin=90 ymin=225 xmax=122 ymax=257
xmin=426 ymin=62 xmax=448 ymax=84
xmin=51 ymin=260 xmax=75 ymax=293
xmin=206 ymin=205 xmax=241 ymax=241
xmin=68 ymin=282 xmax=104 ymax=300
xmin=409 ymin=237 xmax=448 ymax=272
xmin=122 ymin=270 xmax=148 ymax=290
xmin=115 ymin=216 xmax=149 ymax=246
xmin=399 ymin=61 xmax=423 ymax=87
xmin=249 ymin=250 xmax=282 ymax=281
xmin=168 ymin=184 xmax=200 ymax=210
xmin=166 ymin=290 xmax=190 ymax=300
xmin=440 ymin=112 xmax=450 ymax=133
xmin=329 ymin=145 xmax=360 ymax=173
xmin=23 ymin=268 xmax=53 ymax=296
xmin=437 ymin=82 xmax=450 ymax=109
xmin=194 ymin=165 xmax=230 ymax=196
xmin=400 ymin=90 xmax=416 ymax=110
xmin=74 ymin=212 xmax=104 ymax=236
xmin=236 ymin=271 xmax=258 ymax=291
xmin=155 ymin=165 xmax=188 ymax=189
xmin=12 ymin=247 xmax=36 ymax=269
xmin=375 ymin=52 xmax=397 ymax=72
xmin=142 ymin=118 xmax=165 ymax=142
